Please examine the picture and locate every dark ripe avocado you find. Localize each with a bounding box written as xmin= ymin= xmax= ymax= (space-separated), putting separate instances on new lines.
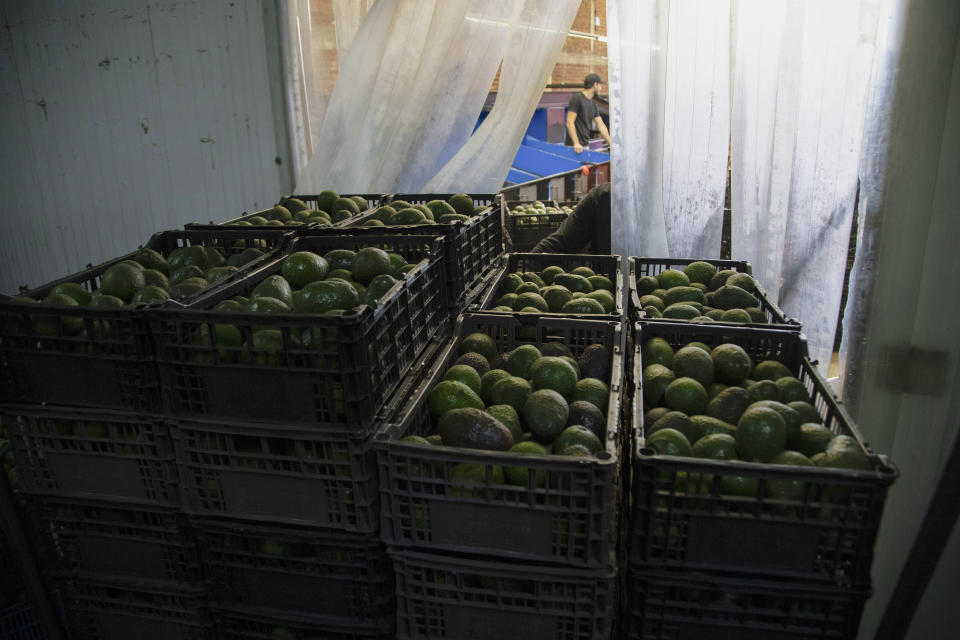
xmin=577 ymin=344 xmax=610 ymax=380
xmin=438 ymin=408 xmax=514 ymax=451
xmin=567 ymin=400 xmax=606 ymax=438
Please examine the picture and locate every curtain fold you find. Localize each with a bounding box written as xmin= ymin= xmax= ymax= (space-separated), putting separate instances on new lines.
xmin=295 ymin=0 xmax=577 ymax=194
xmin=424 ymin=0 xmax=580 ymax=193
xmin=731 ymin=0 xmax=880 ymax=369
xmin=608 ymin=0 xmax=731 ymax=260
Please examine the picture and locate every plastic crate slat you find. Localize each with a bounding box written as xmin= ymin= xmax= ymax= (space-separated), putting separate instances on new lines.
xmin=196 ymin=519 xmax=392 ymax=625
xmin=392 ymin=549 xmax=616 ymax=640
xmin=172 ymin=418 xmax=379 ymax=531
xmin=3 ymin=406 xmax=178 ymax=507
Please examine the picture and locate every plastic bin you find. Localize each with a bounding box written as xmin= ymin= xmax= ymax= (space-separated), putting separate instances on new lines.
xmin=27 ymin=497 xmax=198 ymax=585
xmin=472 ymin=253 xmax=624 ymax=320
xmin=152 ymin=234 xmax=447 ymax=430
xmin=0 ymin=228 xmax=289 ymax=412
xmin=342 ymin=194 xmax=503 ymax=313
xmin=625 ymin=569 xmax=869 ymax=640
xmin=377 ymin=313 xmax=625 ymax=568
xmin=213 ymin=608 xmax=394 ymax=640
xmin=185 ymin=194 xmax=383 ymax=230
xmin=504 ymin=200 xmax=568 ymax=251
xmin=0 ymin=600 xmax=42 ymax=640
xmin=628 ymin=257 xmax=799 ymax=329
xmin=3 ymin=406 xmax=177 ymax=507
xmin=61 ymin=577 xmax=209 ymax=640
xmin=196 ymin=519 xmax=392 ymax=625
xmin=630 ymin=321 xmax=897 ymax=587
xmin=172 ymin=418 xmax=379 ymax=532
xmin=392 ymin=548 xmax=617 ymax=640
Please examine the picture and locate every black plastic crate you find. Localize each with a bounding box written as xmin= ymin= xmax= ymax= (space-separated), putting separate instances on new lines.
xmin=342 ymin=194 xmax=503 ymax=312
xmin=625 ymin=569 xmax=869 ymax=640
xmin=27 ymin=497 xmax=198 ymax=585
xmin=0 ymin=600 xmax=43 ymax=640
xmin=62 ymin=577 xmax=210 ymax=640
xmin=629 ymin=257 xmax=800 ymax=329
xmin=196 ymin=519 xmax=392 ymax=624
xmin=630 ymin=322 xmax=897 ymax=587
xmin=3 ymin=406 xmax=177 ymax=506
xmin=392 ymin=548 xmax=617 ymax=640
xmin=152 ymin=234 xmax=446 ymax=430
xmin=185 ymin=194 xmax=382 ymax=230
xmin=172 ymin=418 xmax=379 ymax=532
xmin=472 ymin=253 xmax=624 ymax=320
xmin=504 ymin=200 xmax=569 ymax=251
xmin=214 ymin=608 xmax=394 ymax=640
xmin=0 ymin=228 xmax=289 ymax=412
xmin=377 ymin=313 xmax=625 ymax=568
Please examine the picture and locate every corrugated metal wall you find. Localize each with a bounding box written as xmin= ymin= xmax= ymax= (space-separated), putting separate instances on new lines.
xmin=0 ymin=0 xmax=291 ymax=294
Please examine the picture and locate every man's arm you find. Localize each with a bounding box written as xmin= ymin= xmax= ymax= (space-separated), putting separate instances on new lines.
xmin=595 ymin=116 xmax=611 ymax=147
xmin=566 ymin=110 xmax=582 ymax=154
xmin=531 ymin=186 xmax=605 ymax=253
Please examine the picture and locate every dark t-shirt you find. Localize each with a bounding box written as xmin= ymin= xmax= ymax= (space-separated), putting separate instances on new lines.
xmin=566 ymin=92 xmax=599 ymax=146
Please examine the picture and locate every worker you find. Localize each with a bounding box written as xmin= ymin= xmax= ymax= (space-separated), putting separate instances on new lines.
xmin=565 ymin=73 xmax=611 ymax=154
xmin=531 ymin=182 xmax=610 ymax=254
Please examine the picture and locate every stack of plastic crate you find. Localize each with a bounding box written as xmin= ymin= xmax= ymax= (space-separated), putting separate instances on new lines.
xmin=625 ymin=257 xmax=898 ymax=639
xmin=376 ymin=312 xmax=628 ymax=640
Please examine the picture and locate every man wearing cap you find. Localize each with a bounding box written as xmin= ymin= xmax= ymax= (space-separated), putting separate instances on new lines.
xmin=565 ymin=73 xmax=611 ymax=154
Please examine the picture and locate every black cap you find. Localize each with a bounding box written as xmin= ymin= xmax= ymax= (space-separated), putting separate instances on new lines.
xmin=584 ymin=73 xmax=604 ymax=88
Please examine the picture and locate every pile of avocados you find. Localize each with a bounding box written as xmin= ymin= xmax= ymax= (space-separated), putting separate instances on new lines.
xmin=509 ymin=200 xmax=571 ymax=226
xmin=355 ymin=194 xmax=479 ymax=228
xmin=641 ymin=336 xmax=871 ymax=497
xmin=9 ymin=243 xmax=268 ymax=335
xmin=488 ymin=264 xmax=615 ymax=315
xmin=636 ymin=261 xmax=768 ymax=323
xmin=195 ymin=245 xmax=419 ymax=360
xmin=403 ymin=332 xmax=612 ymax=488
xmin=231 ymin=193 xmax=370 ymax=227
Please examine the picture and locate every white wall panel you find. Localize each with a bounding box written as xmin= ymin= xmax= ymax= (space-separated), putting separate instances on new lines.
xmin=0 ymin=0 xmax=289 ymax=293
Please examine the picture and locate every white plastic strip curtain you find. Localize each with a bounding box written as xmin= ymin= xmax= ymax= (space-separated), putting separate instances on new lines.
xmin=608 ymin=0 xmax=881 ymax=371
xmin=424 ymin=0 xmax=580 ymax=193
xmin=837 ymin=0 xmax=960 ymax=636
xmin=295 ymin=0 xmax=578 ymax=194
xmin=607 ymin=0 xmax=731 ymax=260
xmin=731 ymin=0 xmax=880 ymax=369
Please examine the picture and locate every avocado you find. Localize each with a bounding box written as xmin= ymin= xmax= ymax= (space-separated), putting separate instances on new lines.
xmin=663 ymin=286 xmax=707 ymax=307
xmin=712 ymin=285 xmax=759 ymax=310
xmin=448 ymin=193 xmax=475 ymax=215
xmin=577 ymin=344 xmax=609 ymax=379
xmin=705 ymin=386 xmax=751 ymax=425
xmin=438 ymin=408 xmax=514 ymax=451
xmin=567 ymin=400 xmax=606 ymax=438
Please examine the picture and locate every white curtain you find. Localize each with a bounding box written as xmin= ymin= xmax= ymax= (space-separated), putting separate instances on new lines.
xmin=608 ymin=0 xmax=881 ymax=371
xmin=731 ymin=0 xmax=880 ymax=369
xmin=295 ymin=0 xmax=578 ymax=194
xmin=608 ymin=0 xmax=731 ymax=260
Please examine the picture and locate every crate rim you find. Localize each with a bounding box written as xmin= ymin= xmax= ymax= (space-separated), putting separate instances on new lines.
xmin=631 ymin=320 xmax=898 ymax=483
xmin=377 ymin=312 xmax=624 ymax=472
